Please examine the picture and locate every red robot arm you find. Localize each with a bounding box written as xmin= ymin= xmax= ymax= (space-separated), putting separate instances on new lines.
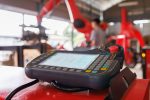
xmin=37 ymin=0 xmax=92 ymax=41
xmin=119 ymin=8 xmax=145 ymax=65
xmin=37 ymin=0 xmax=62 ymax=24
xmin=66 ymin=0 xmax=92 ymax=41
xmin=121 ymin=8 xmax=145 ymax=47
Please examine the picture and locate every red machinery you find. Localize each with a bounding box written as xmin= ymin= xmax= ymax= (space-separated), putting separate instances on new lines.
xmin=37 ymin=0 xmax=108 ymax=41
xmin=120 ymin=8 xmax=144 ymax=65
xmin=142 ymin=47 xmax=150 ymax=78
xmin=37 ymin=1 xmax=144 ymax=66
xmin=108 ymin=8 xmax=145 ymax=66
xmin=37 ymin=0 xmax=92 ymax=41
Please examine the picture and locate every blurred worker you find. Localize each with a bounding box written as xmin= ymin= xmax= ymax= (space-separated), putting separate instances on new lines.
xmin=90 ymin=18 xmax=106 ymax=49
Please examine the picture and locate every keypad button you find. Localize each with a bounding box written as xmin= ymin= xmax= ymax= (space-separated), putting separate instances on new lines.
xmin=92 ymin=70 xmax=98 ymax=74
xmin=43 ymin=55 xmax=47 ymax=58
xmin=38 ymin=65 xmax=43 ymax=68
xmin=49 ymin=66 xmax=55 ymax=70
xmin=35 ymin=60 xmax=40 ymax=62
xmin=98 ymin=55 xmax=104 ymax=60
xmin=32 ymin=65 xmax=37 ymax=68
xmin=97 ymin=61 xmax=105 ymax=66
xmin=43 ymin=66 xmax=49 ymax=69
xmin=94 ymin=65 xmax=102 ymax=70
xmin=88 ymin=56 xmax=104 ymax=70
xmin=102 ymin=66 xmax=109 ymax=68
xmin=109 ymin=61 xmax=118 ymax=70
xmin=69 ymin=69 xmax=75 ymax=72
xmin=56 ymin=67 xmax=61 ymax=70
xmin=94 ymin=55 xmax=110 ymax=71
xmin=102 ymin=60 xmax=113 ymax=69
xmin=103 ymin=56 xmax=110 ymax=61
xmin=62 ymin=68 xmax=68 ymax=71
xmin=85 ymin=70 xmax=92 ymax=73
xmin=100 ymin=68 xmax=108 ymax=71
xmin=32 ymin=61 xmax=36 ymax=64
xmin=88 ymin=65 xmax=96 ymax=70
xmin=76 ymin=69 xmax=82 ymax=72
xmin=100 ymin=60 xmax=115 ymax=71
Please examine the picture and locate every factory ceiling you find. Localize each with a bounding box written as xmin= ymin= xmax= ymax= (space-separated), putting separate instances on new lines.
xmin=104 ymin=0 xmax=150 ymax=22
xmin=80 ymin=0 xmax=124 ymax=11
xmin=0 ymin=0 xmax=149 ymax=22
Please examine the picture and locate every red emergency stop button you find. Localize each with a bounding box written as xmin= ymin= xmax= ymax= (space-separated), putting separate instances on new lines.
xmin=108 ymin=46 xmax=119 ymax=53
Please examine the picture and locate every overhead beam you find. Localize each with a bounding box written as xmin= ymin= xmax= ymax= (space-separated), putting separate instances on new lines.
xmin=0 ymin=0 xmax=99 ymax=21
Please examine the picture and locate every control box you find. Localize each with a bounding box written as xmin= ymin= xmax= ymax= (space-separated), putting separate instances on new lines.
xmin=25 ymin=46 xmax=124 ymax=90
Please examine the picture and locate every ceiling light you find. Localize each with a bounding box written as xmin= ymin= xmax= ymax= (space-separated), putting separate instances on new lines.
xmin=109 ymin=22 xmax=115 ymax=26
xmin=118 ymin=1 xmax=139 ymax=7
xmin=133 ymin=20 xmax=150 ymax=24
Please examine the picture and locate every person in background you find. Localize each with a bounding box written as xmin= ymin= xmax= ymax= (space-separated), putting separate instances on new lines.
xmin=90 ymin=18 xmax=106 ymax=49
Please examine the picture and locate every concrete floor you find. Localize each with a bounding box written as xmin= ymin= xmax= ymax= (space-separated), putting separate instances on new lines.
xmin=123 ymin=63 xmax=143 ymax=79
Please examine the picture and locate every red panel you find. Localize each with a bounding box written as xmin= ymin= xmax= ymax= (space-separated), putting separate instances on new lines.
xmin=146 ymin=50 xmax=150 ymax=79
xmin=123 ymin=79 xmax=150 ymax=100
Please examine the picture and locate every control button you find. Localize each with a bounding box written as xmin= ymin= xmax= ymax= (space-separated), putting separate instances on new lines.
xmin=43 ymin=55 xmax=47 ymax=58
xmin=85 ymin=70 xmax=92 ymax=73
xmin=32 ymin=65 xmax=37 ymax=68
xmin=109 ymin=61 xmax=118 ymax=70
xmin=38 ymin=65 xmax=43 ymax=68
xmin=97 ymin=55 xmax=104 ymax=60
xmin=95 ymin=61 xmax=108 ymax=70
xmin=39 ymin=57 xmax=44 ymax=60
xmin=100 ymin=68 xmax=108 ymax=71
xmin=97 ymin=60 xmax=105 ymax=66
xmin=109 ymin=54 xmax=116 ymax=60
xmin=92 ymin=70 xmax=98 ymax=74
xmin=88 ymin=55 xmax=105 ymax=70
xmin=97 ymin=56 xmax=109 ymax=66
xmin=35 ymin=60 xmax=40 ymax=62
xmin=104 ymin=55 xmax=110 ymax=60
xmin=32 ymin=61 xmax=36 ymax=64
xmin=43 ymin=66 xmax=49 ymax=69
xmin=62 ymin=68 xmax=68 ymax=71
xmin=69 ymin=69 xmax=75 ymax=72
xmin=108 ymin=46 xmax=119 ymax=53
xmin=103 ymin=60 xmax=113 ymax=68
xmin=76 ymin=69 xmax=82 ymax=72
xmin=100 ymin=60 xmax=113 ymax=71
xmin=94 ymin=65 xmax=102 ymax=70
xmin=56 ymin=67 xmax=61 ymax=70
xmin=102 ymin=66 xmax=109 ymax=68
xmin=93 ymin=61 xmax=98 ymax=65
xmin=88 ymin=65 xmax=96 ymax=70
xmin=49 ymin=66 xmax=55 ymax=70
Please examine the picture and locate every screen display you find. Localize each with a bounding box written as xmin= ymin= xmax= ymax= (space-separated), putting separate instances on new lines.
xmin=40 ymin=52 xmax=99 ymax=70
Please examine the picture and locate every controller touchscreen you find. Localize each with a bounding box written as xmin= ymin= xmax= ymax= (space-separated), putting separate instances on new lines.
xmin=40 ymin=53 xmax=99 ymax=70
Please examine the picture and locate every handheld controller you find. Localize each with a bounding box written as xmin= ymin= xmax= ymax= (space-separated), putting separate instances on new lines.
xmin=25 ymin=45 xmax=124 ymax=90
